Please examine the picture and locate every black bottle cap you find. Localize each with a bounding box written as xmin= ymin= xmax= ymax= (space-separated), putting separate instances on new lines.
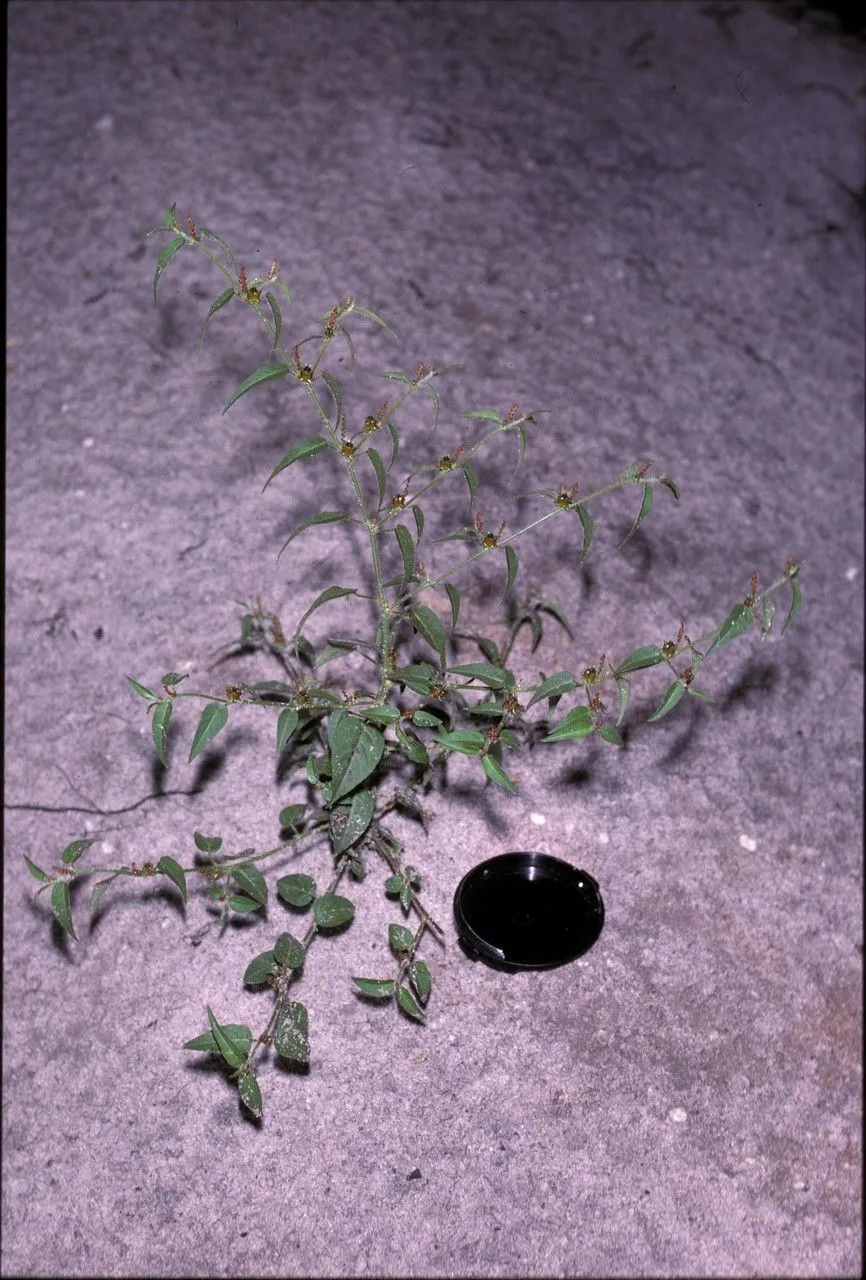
xmin=453 ymin=852 xmax=604 ymax=972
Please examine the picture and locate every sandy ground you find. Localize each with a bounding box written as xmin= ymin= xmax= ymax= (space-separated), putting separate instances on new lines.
xmin=4 ymin=1 xmax=863 ymax=1276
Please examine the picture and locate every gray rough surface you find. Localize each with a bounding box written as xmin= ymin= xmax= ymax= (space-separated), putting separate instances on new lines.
xmin=4 ymin=1 xmax=863 ymax=1276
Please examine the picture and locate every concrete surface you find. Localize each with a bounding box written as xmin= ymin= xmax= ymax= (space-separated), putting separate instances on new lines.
xmin=4 ymin=1 xmax=863 ymax=1276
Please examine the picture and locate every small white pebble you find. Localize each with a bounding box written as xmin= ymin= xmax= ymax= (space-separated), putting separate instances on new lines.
xmin=101 ymin=842 xmax=115 ymax=856
xmin=598 ymin=831 xmax=609 ymax=845
xmin=581 ymin=313 xmax=596 ymax=326
xmin=94 ymin=113 xmax=114 ymax=132
xmin=82 ymin=436 xmax=94 ymax=448
xmin=162 ymin=918 xmax=171 ymax=929
xmin=739 ymin=834 xmax=757 ymax=852
xmin=84 ymin=819 xmax=95 ymax=833
xmin=845 ymin=566 xmax=857 ymax=582
xmin=793 ymin=1179 xmax=808 ymax=1191
xmin=668 ymin=1107 xmax=688 ymax=1124
xmin=529 ymin=812 xmax=546 ymax=826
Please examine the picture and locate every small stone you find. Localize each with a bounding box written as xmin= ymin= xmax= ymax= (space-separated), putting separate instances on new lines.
xmin=739 ymin=833 xmax=757 ymax=852
xmin=668 ymin=1107 xmax=687 ymax=1124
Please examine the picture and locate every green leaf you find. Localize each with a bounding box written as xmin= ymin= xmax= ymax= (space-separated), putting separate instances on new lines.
xmin=460 ymin=461 xmax=478 ymax=509
xmin=389 ymin=923 xmax=415 ymax=953
xmin=409 ymin=960 xmax=432 ymax=1003
xmin=482 ymin=753 xmax=518 ymax=793
xmin=188 ymin=702 xmax=229 ymax=763
xmin=445 ymin=583 xmax=461 ymax=630
xmin=615 ymin=645 xmax=663 ymax=676
xmin=366 ymin=447 xmax=388 ymax=505
xmin=542 ymin=705 xmax=594 ymax=742
xmin=353 ymin=304 xmax=398 ymax=336
xmin=194 ymin=831 xmax=223 ymax=853
xmin=160 ymin=672 xmax=187 ymax=687
xmin=615 ymin=677 xmax=631 ymax=726
xmin=153 ymin=235 xmax=185 ymax=303
xmin=313 ymin=893 xmax=355 ymax=929
xmin=276 ymin=708 xmax=300 ymax=757
xmin=274 ymin=931 xmax=306 ymax=969
xmin=448 ymin=662 xmax=513 ymax=689
xmin=648 ymin=680 xmax=686 ymax=722
xmin=596 ymin=724 xmax=624 ymax=746
xmin=657 ymin=473 xmax=680 ymax=500
xmin=705 ymin=603 xmax=753 ymax=658
xmin=277 ymin=510 xmax=351 ymax=563
xmin=263 ymin=436 xmax=328 ymax=491
xmin=229 ymin=894 xmax=263 ymax=914
xmin=782 ymin=580 xmax=801 ymax=634
xmin=390 ymin=663 xmax=435 ymax=695
xmin=537 ymin=595 xmax=574 ymax=639
xmin=574 ymin=503 xmax=595 ymax=564
xmin=462 ymin=408 xmax=502 ymax=423
xmin=294 ymin=585 xmax=357 ymax=639
xmin=90 ymin=876 xmax=117 ymax=910
xmin=232 ymin=863 xmax=268 ymax=907
xmin=185 ymin=1023 xmax=252 ymax=1055
xmin=264 ymin=288 xmax=283 ymax=355
xmin=361 ymin=704 xmax=401 ymax=725
xmin=277 ymin=804 xmax=306 ymax=831
xmin=274 ymin=1001 xmax=309 ymax=1064
xmin=152 ymin=700 xmax=172 ymax=766
xmin=244 ymin=950 xmax=278 ymax=985
xmin=411 ymin=606 xmax=447 ymax=668
xmin=395 ymin=524 xmax=416 ymax=582
xmin=223 ymin=363 xmax=290 ymax=415
xmin=352 ymin=977 xmax=396 ymax=999
xmin=126 ymin=676 xmax=157 ymax=702
xmin=395 ymin=725 xmax=429 ymax=765
xmin=413 ymin=505 xmax=424 ymax=542
xmin=396 ymin=986 xmax=425 ymax=1023
xmin=156 ymin=855 xmax=187 ymax=905
xmin=60 ymin=838 xmax=96 ymax=865
xmin=50 ymin=881 xmax=76 ymax=938
xmin=24 ymin=856 xmax=50 ymax=883
xmin=238 ymin=1071 xmax=262 ymax=1120
xmin=277 ymin=873 xmax=317 ymax=907
xmin=619 ymin=483 xmax=653 ymax=548
xmin=332 ymin=788 xmax=375 ymax=854
xmin=206 ymin=1006 xmax=247 ymax=1069
xmin=411 ymin=708 xmax=444 ymax=728
xmin=384 ymin=875 xmax=404 ymax=896
xmin=199 ymin=287 xmax=235 ymax=344
xmin=435 ymin=729 xmax=486 ymax=755
xmin=527 ymin=671 xmax=578 ymax=709
xmin=760 ymin=596 xmax=776 ymax=638
xmin=328 ymin=709 xmax=385 ymax=801
xmin=503 ymin=545 xmax=519 ymax=599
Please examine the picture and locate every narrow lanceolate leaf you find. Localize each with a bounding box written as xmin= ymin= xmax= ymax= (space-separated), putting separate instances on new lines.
xmin=366 ymin=447 xmax=388 ymax=505
xmin=200 ymin=287 xmax=235 ymax=341
xmin=126 ymin=676 xmax=158 ymax=702
xmin=448 ymin=662 xmax=513 ymax=689
xmin=397 ymin=986 xmax=426 ymax=1023
xmin=760 ymin=596 xmax=776 ymax=639
xmin=328 ymin=709 xmax=385 ymax=802
xmin=353 ymin=305 xmax=397 ymax=336
xmin=61 ymin=838 xmax=96 ymax=865
xmin=332 ymin=788 xmax=375 ymax=854
xmin=185 ymin=1023 xmax=252 ymax=1055
xmin=619 ymin=483 xmax=653 ymax=548
xmin=648 ymin=680 xmax=686 ymax=722
xmin=482 ymin=753 xmax=518 ymax=794
xmin=232 ymin=863 xmax=268 ymax=907
xmin=152 ymin=700 xmax=172 ymax=766
xmin=243 ymin=949 xmax=278 ymax=985
xmin=445 ymin=583 xmax=461 ymax=630
xmin=409 ymin=960 xmax=432 ymax=1004
xmin=542 ymin=705 xmax=594 ymax=742
xmin=460 ymin=462 xmax=478 ymax=509
xmin=503 ymin=545 xmax=519 ymax=600
xmin=24 ymin=856 xmax=51 ymax=883
xmin=262 ymin=436 xmax=329 ymax=491
xmin=389 ymin=923 xmax=415 ymax=953
xmin=294 ymin=585 xmax=357 ymax=639
xmin=274 ymin=930 xmax=306 ymax=969
xmin=615 ymin=645 xmax=663 ymax=676
xmin=574 ymin=503 xmax=594 ymax=564
xmin=527 ymin=671 xmax=578 ymax=709
xmin=276 ymin=708 xmax=300 ymax=756
xmin=463 ymin=408 xmax=502 ymax=423
xmin=275 ymin=1001 xmax=309 ymax=1064
xmin=277 ymin=510 xmax=351 ymax=562
xmin=411 ymin=606 xmax=447 ymax=668
xmin=313 ymin=893 xmax=355 ymax=929
xmin=188 ymin=702 xmax=229 ymax=763
xmin=782 ymin=580 xmax=801 ymax=634
xmin=616 ymin=677 xmax=631 ymax=726
xmin=352 ymin=977 xmax=396 ymax=999
xmin=223 ymin=363 xmax=291 ymax=415
xmin=395 ymin=525 xmax=415 ymax=582
xmin=435 ymin=729 xmax=486 ymax=755
xmin=265 ymin=288 xmax=283 ymax=355
xmin=705 ymin=603 xmax=753 ymax=658
xmin=277 ymin=873 xmax=317 ymax=908
xmin=413 ymin=505 xmax=424 ymax=542
xmin=153 ymin=235 xmax=185 ymax=303
xmin=238 ymin=1072 xmax=262 ymax=1120
xmin=51 ymin=882 xmax=76 ymax=939
xmin=157 ymin=855 xmax=187 ymax=905
xmin=206 ymin=1006 xmax=247 ymax=1069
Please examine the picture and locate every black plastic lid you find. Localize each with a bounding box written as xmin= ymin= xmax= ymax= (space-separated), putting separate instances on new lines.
xmin=453 ymin=852 xmax=604 ymax=972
